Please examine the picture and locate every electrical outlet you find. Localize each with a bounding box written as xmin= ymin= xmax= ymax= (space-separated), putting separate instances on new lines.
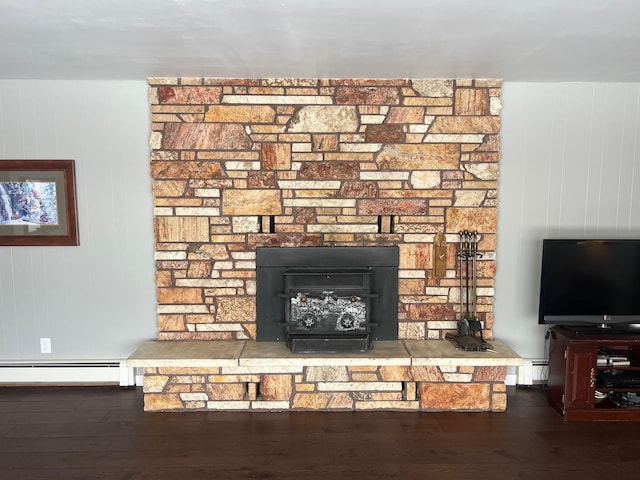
xmin=40 ymin=338 xmax=51 ymax=354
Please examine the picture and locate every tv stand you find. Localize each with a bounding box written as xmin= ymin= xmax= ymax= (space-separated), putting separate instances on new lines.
xmin=548 ymin=326 xmax=640 ymax=421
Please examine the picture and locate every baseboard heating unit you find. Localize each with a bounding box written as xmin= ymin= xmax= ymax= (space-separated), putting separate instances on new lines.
xmin=0 ymin=360 xmax=135 ymax=386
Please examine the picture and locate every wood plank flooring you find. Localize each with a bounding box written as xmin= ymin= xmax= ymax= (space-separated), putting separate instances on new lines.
xmin=1 ymin=385 xmax=639 ymax=480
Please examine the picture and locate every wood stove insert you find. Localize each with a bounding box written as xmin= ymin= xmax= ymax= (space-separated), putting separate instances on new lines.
xmin=256 ymin=246 xmax=399 ymax=353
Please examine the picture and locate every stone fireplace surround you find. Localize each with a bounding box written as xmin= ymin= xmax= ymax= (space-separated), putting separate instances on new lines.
xmin=128 ymin=77 xmax=522 ymax=412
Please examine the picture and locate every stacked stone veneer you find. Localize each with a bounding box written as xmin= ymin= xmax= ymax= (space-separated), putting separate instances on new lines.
xmin=150 ymin=78 xmax=501 ymax=342
xmin=143 ymin=364 xmax=507 ymax=412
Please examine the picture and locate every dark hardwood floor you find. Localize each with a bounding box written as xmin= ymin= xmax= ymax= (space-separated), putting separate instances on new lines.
xmin=1 ymin=385 xmax=639 ymax=480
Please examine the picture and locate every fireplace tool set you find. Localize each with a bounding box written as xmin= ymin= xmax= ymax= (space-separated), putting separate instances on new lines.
xmin=446 ymin=230 xmax=492 ymax=351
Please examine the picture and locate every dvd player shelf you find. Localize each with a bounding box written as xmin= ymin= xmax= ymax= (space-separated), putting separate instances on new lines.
xmin=548 ymin=326 xmax=640 ymax=421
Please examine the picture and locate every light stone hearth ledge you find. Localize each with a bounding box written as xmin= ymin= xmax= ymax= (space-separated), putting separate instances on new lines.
xmin=127 ymin=340 xmax=523 ymax=412
xmin=126 ymin=339 xmax=523 ymax=368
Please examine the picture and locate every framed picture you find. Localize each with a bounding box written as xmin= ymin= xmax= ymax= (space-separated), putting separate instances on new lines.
xmin=0 ymin=160 xmax=79 ymax=246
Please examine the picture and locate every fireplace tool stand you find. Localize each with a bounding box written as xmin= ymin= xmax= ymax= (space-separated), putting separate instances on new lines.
xmin=446 ymin=230 xmax=492 ymax=351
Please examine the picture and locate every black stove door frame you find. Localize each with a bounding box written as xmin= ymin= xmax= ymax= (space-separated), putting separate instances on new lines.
xmin=256 ymin=246 xmax=399 ymax=342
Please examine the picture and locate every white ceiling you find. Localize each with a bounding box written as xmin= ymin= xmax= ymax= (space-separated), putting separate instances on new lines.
xmin=1 ymin=0 xmax=639 ymax=82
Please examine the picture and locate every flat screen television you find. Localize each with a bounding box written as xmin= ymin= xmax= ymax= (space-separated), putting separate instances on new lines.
xmin=538 ymin=239 xmax=640 ymax=328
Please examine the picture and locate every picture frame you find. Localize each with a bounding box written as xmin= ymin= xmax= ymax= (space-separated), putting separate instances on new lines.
xmin=0 ymin=160 xmax=79 ymax=246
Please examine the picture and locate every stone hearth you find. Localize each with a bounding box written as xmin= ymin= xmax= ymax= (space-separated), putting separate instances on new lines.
xmin=127 ymin=340 xmax=522 ymax=412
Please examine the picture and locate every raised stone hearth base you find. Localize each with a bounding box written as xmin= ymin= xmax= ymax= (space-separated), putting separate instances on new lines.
xmin=127 ymin=340 xmax=522 ymax=412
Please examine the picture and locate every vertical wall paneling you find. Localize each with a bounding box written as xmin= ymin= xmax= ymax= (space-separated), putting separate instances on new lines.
xmin=0 ymin=80 xmax=156 ymax=361
xmin=495 ymin=83 xmax=640 ymax=360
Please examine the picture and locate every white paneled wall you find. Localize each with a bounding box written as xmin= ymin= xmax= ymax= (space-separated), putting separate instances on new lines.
xmin=2 ymin=80 xmax=639 ymax=370
xmin=0 ymin=81 xmax=156 ymax=361
xmin=495 ymin=83 xmax=640 ymax=361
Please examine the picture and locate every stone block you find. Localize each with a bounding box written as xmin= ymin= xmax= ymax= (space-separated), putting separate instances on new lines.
xmin=157 ymin=287 xmax=203 ymax=305
xmin=154 ymin=217 xmax=210 ymax=242
xmin=292 ymin=392 xmax=354 ymax=410
xmin=157 ymin=86 xmax=222 ymax=104
xmin=376 ymin=144 xmax=459 ymax=170
xmin=454 ymin=88 xmax=489 ymax=115
xmin=262 ymin=143 xmax=291 ymax=170
xmin=288 ymin=106 xmax=358 ymax=132
xmin=445 ymin=207 xmax=497 ymax=233
xmin=260 ymin=375 xmax=293 ymax=401
xmin=144 ymin=394 xmax=184 ymax=411
xmin=420 ymin=383 xmax=490 ymax=410
xmin=473 ymin=366 xmax=507 ymax=382
xmin=216 ymin=297 xmax=256 ymax=322
xmin=206 ymin=382 xmax=246 ymax=400
xmin=205 ymin=105 xmax=276 ymax=123
xmin=163 ymin=123 xmax=252 ymax=150
xmin=143 ymin=375 xmax=169 ymax=393
xmin=222 ymin=189 xmax=282 ymax=215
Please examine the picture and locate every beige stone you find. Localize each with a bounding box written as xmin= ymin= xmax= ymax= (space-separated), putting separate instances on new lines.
xmin=206 ymin=383 xmax=246 ymax=400
xmin=216 ymin=297 xmax=256 ymax=322
xmin=430 ymin=116 xmax=500 ymax=134
xmin=376 ymin=144 xmax=459 ymax=170
xmin=154 ymin=217 xmax=209 ymax=242
xmin=445 ymin=207 xmax=497 ymax=233
xmin=143 ymin=375 xmax=169 ymax=393
xmin=454 ymin=190 xmax=487 ymax=207
xmin=412 ymin=80 xmax=454 ymax=97
xmin=379 ymin=366 xmax=412 ymax=381
xmin=492 ymin=392 xmax=507 ymax=412
xmin=385 ymin=106 xmax=425 ymax=124
xmin=205 ymin=105 xmax=276 ymax=123
xmin=287 ymin=106 xmax=359 ymax=133
xmin=292 ymin=392 xmax=353 ymax=410
xmin=152 ymin=180 xmax=187 ymax=197
xmin=144 ymin=393 xmax=184 ymax=411
xmin=222 ymin=189 xmax=282 ymax=215
xmin=410 ymin=171 xmax=441 ymax=189
xmin=305 ymin=366 xmax=350 ymax=382
xmin=464 ymin=162 xmax=499 ymax=181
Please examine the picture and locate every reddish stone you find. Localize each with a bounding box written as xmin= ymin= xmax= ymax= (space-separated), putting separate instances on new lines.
xmin=163 ymin=123 xmax=252 ymax=150
xmin=262 ymin=143 xmax=291 ymax=170
xmin=247 ymin=233 xmax=323 ymax=249
xmin=365 ymin=124 xmax=404 ymax=143
xmin=158 ymin=86 xmax=222 ymax=104
xmin=338 ymin=181 xmax=378 ymax=198
xmin=335 ymin=87 xmax=400 ymax=105
xmin=473 ymin=366 xmax=507 ymax=382
xmin=293 ymin=207 xmax=317 ymax=224
xmin=312 ymin=134 xmax=338 ymax=152
xmin=299 ymin=162 xmax=359 ymax=179
xmin=248 ymin=171 xmax=277 ymax=188
xmin=409 ymin=304 xmax=455 ymax=321
xmin=358 ymin=199 xmax=426 ymax=215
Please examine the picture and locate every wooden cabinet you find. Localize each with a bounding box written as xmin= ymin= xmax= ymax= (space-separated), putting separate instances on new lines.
xmin=548 ymin=326 xmax=640 ymax=421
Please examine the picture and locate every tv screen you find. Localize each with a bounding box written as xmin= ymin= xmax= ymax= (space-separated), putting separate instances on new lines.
xmin=538 ymin=239 xmax=640 ymax=326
